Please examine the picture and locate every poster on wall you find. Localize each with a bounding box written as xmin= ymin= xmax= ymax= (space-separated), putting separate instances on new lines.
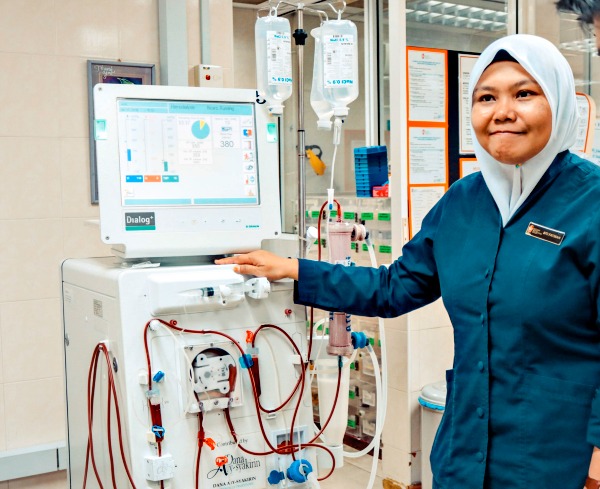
xmin=459 ymin=158 xmax=480 ymax=178
xmin=407 ymin=48 xmax=447 ymax=123
xmin=591 ymin=120 xmax=600 ymax=166
xmin=408 ymin=126 xmax=447 ymax=184
xmin=458 ymin=54 xmax=479 ymax=154
xmin=409 ymin=186 xmax=446 ymax=238
xmin=571 ymin=93 xmax=596 ymax=156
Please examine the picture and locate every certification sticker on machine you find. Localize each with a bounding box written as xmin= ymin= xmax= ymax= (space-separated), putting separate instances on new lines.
xmin=125 ymin=212 xmax=156 ymax=231
xmin=93 ymin=299 xmax=103 ymax=318
xmin=202 ymin=433 xmax=266 ymax=489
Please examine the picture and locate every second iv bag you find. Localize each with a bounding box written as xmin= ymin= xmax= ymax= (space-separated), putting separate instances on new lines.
xmin=321 ymin=19 xmax=359 ymax=118
xmin=310 ymin=27 xmax=334 ymax=130
xmin=255 ymin=10 xmax=293 ymax=116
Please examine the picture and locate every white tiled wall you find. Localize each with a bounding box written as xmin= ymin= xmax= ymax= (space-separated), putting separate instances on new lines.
xmin=0 ymin=385 xmax=6 ymax=451
xmin=4 ymin=379 xmax=65 ymax=451
xmin=0 ymin=0 xmax=162 ymax=486
xmin=0 ymin=299 xmax=63 ymax=384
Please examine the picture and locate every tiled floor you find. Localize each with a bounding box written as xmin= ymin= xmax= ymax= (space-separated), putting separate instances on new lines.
xmin=321 ymin=449 xmax=384 ymax=489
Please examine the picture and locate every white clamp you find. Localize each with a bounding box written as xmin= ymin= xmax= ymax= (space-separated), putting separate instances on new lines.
xmin=244 ymin=277 xmax=271 ymax=299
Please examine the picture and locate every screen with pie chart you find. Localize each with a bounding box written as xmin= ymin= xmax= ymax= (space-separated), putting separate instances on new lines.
xmin=116 ymin=99 xmax=259 ymax=207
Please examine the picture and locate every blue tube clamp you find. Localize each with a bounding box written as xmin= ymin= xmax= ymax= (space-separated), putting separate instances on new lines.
xmin=287 ymin=459 xmax=313 ymax=483
xmin=351 ymin=331 xmax=369 ymax=349
xmin=268 ymin=470 xmax=285 ymax=485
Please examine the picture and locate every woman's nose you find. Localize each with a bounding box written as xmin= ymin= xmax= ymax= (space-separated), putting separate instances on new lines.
xmin=494 ymin=98 xmax=516 ymax=121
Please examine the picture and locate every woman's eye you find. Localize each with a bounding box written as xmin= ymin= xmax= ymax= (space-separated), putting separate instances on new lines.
xmin=516 ymin=90 xmax=533 ymax=98
xmin=478 ymin=94 xmax=494 ymax=102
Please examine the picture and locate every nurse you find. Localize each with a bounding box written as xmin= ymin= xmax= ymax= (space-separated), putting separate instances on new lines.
xmin=217 ymin=35 xmax=600 ymax=488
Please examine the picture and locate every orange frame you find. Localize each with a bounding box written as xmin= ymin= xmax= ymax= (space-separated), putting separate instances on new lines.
xmin=406 ymin=47 xmax=449 ymax=239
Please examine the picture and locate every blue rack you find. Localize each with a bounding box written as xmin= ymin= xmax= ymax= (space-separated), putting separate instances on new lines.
xmin=354 ymin=146 xmax=388 ymax=197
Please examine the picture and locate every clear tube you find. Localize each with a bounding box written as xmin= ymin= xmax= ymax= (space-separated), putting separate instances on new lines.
xmin=342 ymin=239 xmax=388 ymax=489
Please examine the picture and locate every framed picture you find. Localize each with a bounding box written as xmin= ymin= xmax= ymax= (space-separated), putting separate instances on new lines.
xmin=87 ymin=60 xmax=156 ymax=204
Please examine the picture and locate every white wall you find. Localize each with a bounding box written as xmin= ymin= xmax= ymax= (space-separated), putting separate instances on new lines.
xmin=0 ymin=1 xmax=164 ymax=486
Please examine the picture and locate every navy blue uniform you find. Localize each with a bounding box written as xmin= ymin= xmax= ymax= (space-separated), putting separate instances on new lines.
xmin=295 ymin=151 xmax=600 ymax=488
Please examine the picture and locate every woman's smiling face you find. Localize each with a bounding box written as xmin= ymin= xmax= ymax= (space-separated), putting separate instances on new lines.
xmin=471 ymin=61 xmax=553 ymax=165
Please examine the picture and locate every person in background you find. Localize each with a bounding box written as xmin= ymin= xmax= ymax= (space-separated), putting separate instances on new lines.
xmin=556 ymin=0 xmax=600 ymax=52
xmin=218 ymin=34 xmax=600 ymax=489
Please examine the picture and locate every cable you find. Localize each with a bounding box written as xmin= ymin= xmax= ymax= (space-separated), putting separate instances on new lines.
xmin=143 ymin=318 xmax=330 ymax=477
xmin=252 ymin=324 xmax=305 ymax=413
xmin=84 ymin=343 xmax=137 ymax=489
xmin=106 ymin=369 xmax=117 ymax=489
xmin=84 ymin=346 xmax=103 ymax=489
xmin=195 ymin=405 xmax=204 ymax=489
xmin=223 ymin=408 xmax=337 ymax=481
xmin=145 ymin=321 xmax=281 ymax=455
xmin=317 ymin=199 xmax=342 ymax=262
xmin=343 ymin=347 xmax=382 ymax=458
xmin=340 ymin=238 xmax=388 ymax=489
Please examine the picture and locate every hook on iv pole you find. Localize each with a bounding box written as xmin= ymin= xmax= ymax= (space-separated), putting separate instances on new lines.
xmin=327 ymin=1 xmax=347 ymax=18
xmin=265 ymin=0 xmax=344 ymax=17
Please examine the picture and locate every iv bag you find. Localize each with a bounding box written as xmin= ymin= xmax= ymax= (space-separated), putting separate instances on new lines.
xmin=310 ymin=27 xmax=334 ymax=130
xmin=255 ymin=11 xmax=293 ymax=115
xmin=321 ymin=19 xmax=359 ymax=118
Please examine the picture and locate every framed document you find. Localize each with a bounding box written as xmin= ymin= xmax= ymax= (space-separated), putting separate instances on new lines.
xmin=87 ymin=60 xmax=156 ymax=203
xmin=459 ymin=158 xmax=480 ymax=179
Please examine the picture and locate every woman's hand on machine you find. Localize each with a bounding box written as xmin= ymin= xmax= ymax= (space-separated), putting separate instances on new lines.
xmin=215 ymin=250 xmax=299 ymax=282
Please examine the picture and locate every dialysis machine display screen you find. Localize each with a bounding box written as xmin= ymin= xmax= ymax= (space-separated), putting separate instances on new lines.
xmin=117 ymin=99 xmax=259 ymax=207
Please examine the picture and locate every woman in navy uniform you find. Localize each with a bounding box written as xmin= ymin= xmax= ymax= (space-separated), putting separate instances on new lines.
xmin=217 ymin=34 xmax=600 ymax=489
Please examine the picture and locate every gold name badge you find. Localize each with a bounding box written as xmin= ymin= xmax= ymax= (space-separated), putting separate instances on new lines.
xmin=525 ymin=222 xmax=565 ymax=246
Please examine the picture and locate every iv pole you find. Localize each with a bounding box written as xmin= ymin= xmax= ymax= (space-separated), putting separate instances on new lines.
xmin=267 ymin=0 xmax=344 ymax=259
xmin=292 ymin=4 xmax=308 ymax=258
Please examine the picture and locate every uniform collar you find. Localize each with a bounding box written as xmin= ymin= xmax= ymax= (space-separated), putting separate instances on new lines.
xmin=504 ymin=150 xmax=570 ymax=227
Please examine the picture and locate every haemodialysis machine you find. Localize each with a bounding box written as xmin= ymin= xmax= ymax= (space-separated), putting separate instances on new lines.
xmin=62 ymin=3 xmax=387 ymax=489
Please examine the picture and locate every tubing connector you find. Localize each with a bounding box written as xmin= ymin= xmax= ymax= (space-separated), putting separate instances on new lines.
xmin=327 ymin=188 xmax=335 ymax=211
xmin=149 ymin=319 xmax=161 ymax=332
xmin=287 ymin=459 xmax=313 ymax=483
xmin=333 ymin=117 xmax=343 ymax=144
xmin=239 ymin=354 xmax=254 ymax=369
xmin=351 ymin=331 xmax=369 ymax=350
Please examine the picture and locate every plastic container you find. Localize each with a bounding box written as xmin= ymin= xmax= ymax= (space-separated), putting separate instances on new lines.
xmin=316 ymin=358 xmax=351 ymax=446
xmin=327 ymin=220 xmax=354 ymax=356
xmin=418 ymin=381 xmax=447 ymax=489
xmin=310 ymin=27 xmax=334 ymax=130
xmin=255 ymin=11 xmax=292 ymax=115
xmin=361 ymin=381 xmax=376 ymax=407
xmin=361 ymin=407 xmax=377 ymax=438
xmin=321 ymin=19 xmax=359 ymax=117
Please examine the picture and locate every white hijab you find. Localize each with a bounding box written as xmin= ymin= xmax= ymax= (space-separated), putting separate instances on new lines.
xmin=468 ymin=34 xmax=580 ymax=226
